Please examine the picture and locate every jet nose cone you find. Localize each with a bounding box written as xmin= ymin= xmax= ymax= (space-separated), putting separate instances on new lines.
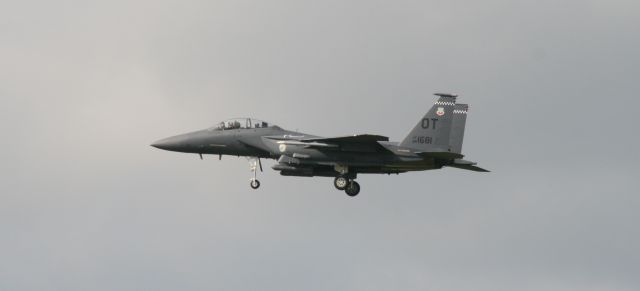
xmin=151 ymin=136 xmax=182 ymax=151
xmin=151 ymin=131 xmax=206 ymax=153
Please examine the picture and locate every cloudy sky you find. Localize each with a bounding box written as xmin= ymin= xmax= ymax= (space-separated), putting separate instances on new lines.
xmin=1 ymin=0 xmax=639 ymax=290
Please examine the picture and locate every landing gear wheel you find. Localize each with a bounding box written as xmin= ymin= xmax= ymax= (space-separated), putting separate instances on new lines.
xmin=334 ymin=176 xmax=348 ymax=190
xmin=250 ymin=179 xmax=260 ymax=189
xmin=344 ymin=181 xmax=360 ymax=197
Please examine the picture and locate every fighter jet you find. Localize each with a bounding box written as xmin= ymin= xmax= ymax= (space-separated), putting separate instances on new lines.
xmin=151 ymin=93 xmax=488 ymax=196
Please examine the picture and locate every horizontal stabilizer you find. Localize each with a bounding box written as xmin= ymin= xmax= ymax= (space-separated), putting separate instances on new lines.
xmin=446 ymin=162 xmax=490 ymax=172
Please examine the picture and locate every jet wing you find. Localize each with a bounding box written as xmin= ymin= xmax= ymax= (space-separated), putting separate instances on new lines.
xmin=273 ymin=134 xmax=391 ymax=153
xmin=300 ymin=134 xmax=389 ymax=143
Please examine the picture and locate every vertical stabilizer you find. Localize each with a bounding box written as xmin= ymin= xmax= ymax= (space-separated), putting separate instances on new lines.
xmin=450 ymin=104 xmax=468 ymax=154
xmin=399 ymin=93 xmax=457 ymax=152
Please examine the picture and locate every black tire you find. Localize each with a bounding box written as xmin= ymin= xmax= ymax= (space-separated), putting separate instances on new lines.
xmin=344 ymin=181 xmax=360 ymax=197
xmin=334 ymin=176 xmax=348 ymax=190
xmin=250 ymin=179 xmax=260 ymax=189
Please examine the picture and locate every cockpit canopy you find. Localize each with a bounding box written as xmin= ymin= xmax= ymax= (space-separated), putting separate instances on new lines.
xmin=209 ymin=118 xmax=274 ymax=131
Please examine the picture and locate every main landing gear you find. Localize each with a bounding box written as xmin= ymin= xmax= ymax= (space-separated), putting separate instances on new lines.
xmin=334 ymin=176 xmax=360 ymax=197
xmin=333 ymin=165 xmax=360 ymax=197
xmin=344 ymin=180 xmax=360 ymax=197
xmin=248 ymin=157 xmax=262 ymax=189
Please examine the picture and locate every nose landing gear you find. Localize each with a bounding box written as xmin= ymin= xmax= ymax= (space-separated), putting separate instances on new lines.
xmin=248 ymin=157 xmax=262 ymax=189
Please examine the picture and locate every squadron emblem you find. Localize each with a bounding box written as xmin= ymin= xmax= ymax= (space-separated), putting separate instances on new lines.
xmin=436 ymin=107 xmax=445 ymax=116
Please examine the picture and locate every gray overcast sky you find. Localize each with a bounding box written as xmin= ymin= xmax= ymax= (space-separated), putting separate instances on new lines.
xmin=1 ymin=0 xmax=639 ymax=290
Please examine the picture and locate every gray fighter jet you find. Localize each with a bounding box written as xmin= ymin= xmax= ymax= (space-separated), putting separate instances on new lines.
xmin=151 ymin=93 xmax=488 ymax=196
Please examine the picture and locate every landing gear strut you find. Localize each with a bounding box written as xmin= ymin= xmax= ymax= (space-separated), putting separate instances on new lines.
xmin=248 ymin=157 xmax=262 ymax=189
